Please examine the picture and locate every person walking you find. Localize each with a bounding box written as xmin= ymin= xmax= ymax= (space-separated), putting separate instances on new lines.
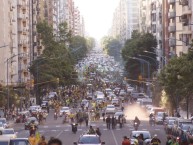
xmin=112 ymin=116 xmax=116 ymax=129
xmin=106 ymin=115 xmax=111 ymax=129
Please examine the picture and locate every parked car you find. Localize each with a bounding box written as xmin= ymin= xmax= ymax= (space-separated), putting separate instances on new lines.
xmin=41 ymin=101 xmax=48 ymax=109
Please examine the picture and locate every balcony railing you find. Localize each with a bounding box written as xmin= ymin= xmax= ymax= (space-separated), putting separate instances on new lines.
xmin=168 ymin=0 xmax=175 ymax=4
xmin=168 ymin=11 xmax=176 ymax=18
xmin=168 ymin=26 xmax=176 ymax=32
xmin=169 ymin=39 xmax=176 ymax=47
xmin=180 ymin=0 xmax=188 ymax=6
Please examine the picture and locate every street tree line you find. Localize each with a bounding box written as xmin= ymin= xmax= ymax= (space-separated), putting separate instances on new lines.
xmin=0 ymin=21 xmax=95 ymax=108
xmin=158 ymin=50 xmax=193 ymax=117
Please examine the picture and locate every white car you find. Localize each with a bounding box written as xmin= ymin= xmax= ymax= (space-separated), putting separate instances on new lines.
xmin=1 ymin=128 xmax=17 ymax=138
xmin=59 ymin=107 xmax=71 ymax=117
xmin=0 ymin=123 xmax=5 ymax=130
xmin=41 ymin=101 xmax=48 ymax=108
xmin=29 ymin=105 xmax=41 ymax=113
xmin=105 ymin=105 xmax=116 ymax=114
xmin=74 ymin=134 xmax=105 ymax=145
xmin=0 ymin=118 xmax=8 ymax=128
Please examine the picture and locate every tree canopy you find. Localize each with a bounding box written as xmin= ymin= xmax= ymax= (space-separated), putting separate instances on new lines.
xmin=101 ymin=36 xmax=122 ymax=62
xmin=159 ymin=51 xmax=193 ymax=117
xmin=121 ymin=31 xmax=157 ymax=80
xmin=29 ymin=21 xmax=93 ymax=99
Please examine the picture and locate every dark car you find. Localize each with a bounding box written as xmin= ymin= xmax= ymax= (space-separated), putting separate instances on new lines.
xmin=24 ymin=117 xmax=39 ymax=130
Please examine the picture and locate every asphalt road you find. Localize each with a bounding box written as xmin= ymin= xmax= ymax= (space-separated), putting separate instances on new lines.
xmin=14 ymin=104 xmax=167 ymax=145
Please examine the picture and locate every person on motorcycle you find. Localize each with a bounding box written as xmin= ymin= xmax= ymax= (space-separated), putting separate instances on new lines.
xmin=88 ymin=126 xmax=96 ymax=134
xmin=29 ymin=120 xmax=37 ymax=136
xmin=151 ymin=134 xmax=161 ymax=145
xmin=134 ymin=116 xmax=140 ymax=125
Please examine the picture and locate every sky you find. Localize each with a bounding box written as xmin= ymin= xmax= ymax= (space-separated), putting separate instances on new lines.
xmin=74 ymin=0 xmax=119 ymax=41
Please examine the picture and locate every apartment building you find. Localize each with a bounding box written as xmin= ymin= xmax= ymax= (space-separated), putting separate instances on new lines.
xmin=110 ymin=0 xmax=140 ymax=45
xmin=166 ymin=0 xmax=193 ymax=58
xmin=0 ymin=0 xmax=18 ymax=85
xmin=126 ymin=0 xmax=140 ymax=40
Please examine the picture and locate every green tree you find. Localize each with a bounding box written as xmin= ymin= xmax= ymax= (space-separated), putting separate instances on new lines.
xmin=159 ymin=51 xmax=193 ymax=117
xmin=101 ymin=36 xmax=122 ymax=62
xmin=121 ymin=31 xmax=157 ymax=80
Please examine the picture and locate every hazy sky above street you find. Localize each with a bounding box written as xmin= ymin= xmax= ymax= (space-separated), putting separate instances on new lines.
xmin=74 ymin=0 xmax=119 ymax=40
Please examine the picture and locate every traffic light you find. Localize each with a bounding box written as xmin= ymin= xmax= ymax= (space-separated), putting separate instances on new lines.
xmin=56 ymin=78 xmax=59 ymax=84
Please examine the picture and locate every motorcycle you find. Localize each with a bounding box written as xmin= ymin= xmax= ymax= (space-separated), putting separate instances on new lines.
xmin=71 ymin=123 xmax=78 ymax=134
xmin=134 ymin=122 xmax=139 ymax=131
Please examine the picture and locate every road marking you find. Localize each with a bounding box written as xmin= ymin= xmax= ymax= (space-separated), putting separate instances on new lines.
xmin=103 ymin=128 xmax=107 ymax=130
xmin=56 ymin=130 xmax=63 ymax=138
xmin=39 ymin=130 xmax=45 ymax=133
xmin=64 ymin=129 xmax=69 ymax=131
xmin=130 ymin=129 xmax=134 ymax=130
xmin=43 ymin=126 xmax=48 ymax=128
xmin=111 ymin=130 xmax=119 ymax=145
xmin=155 ymin=129 xmax=160 ymax=130
xmin=51 ymin=130 xmax=57 ymax=132
xmin=56 ymin=125 xmax=61 ymax=127
xmin=78 ymin=129 xmax=82 ymax=131
xmin=116 ymin=128 xmax=121 ymax=130
xmin=142 ymin=129 xmax=147 ymax=130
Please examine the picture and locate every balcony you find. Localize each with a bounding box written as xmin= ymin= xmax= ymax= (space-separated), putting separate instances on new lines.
xmin=168 ymin=11 xmax=176 ymax=18
xmin=169 ymin=39 xmax=176 ymax=47
xmin=168 ymin=26 xmax=176 ymax=32
xmin=180 ymin=0 xmax=188 ymax=6
xmin=182 ymin=6 xmax=192 ymax=16
xmin=168 ymin=0 xmax=175 ymax=4
xmin=181 ymin=15 xmax=188 ymax=23
xmin=182 ymin=26 xmax=192 ymax=34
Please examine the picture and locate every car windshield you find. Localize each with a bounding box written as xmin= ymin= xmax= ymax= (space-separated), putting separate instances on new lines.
xmin=2 ymin=129 xmax=14 ymax=134
xmin=115 ymin=112 xmax=123 ymax=116
xmin=182 ymin=125 xmax=192 ymax=131
xmin=78 ymin=136 xmax=100 ymax=144
xmin=0 ymin=120 xmax=6 ymax=124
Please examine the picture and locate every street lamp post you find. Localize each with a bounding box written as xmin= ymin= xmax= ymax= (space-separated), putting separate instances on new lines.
xmin=138 ymin=54 xmax=158 ymax=68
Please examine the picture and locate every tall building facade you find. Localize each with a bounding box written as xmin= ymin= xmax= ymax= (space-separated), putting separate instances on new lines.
xmin=110 ymin=0 xmax=140 ymax=45
xmin=0 ymin=0 xmax=18 ymax=85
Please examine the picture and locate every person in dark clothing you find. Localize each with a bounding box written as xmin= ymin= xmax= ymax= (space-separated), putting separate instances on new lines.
xmin=95 ymin=127 xmax=101 ymax=137
xmin=106 ymin=115 xmax=111 ymax=129
xmin=112 ymin=116 xmax=116 ymax=129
